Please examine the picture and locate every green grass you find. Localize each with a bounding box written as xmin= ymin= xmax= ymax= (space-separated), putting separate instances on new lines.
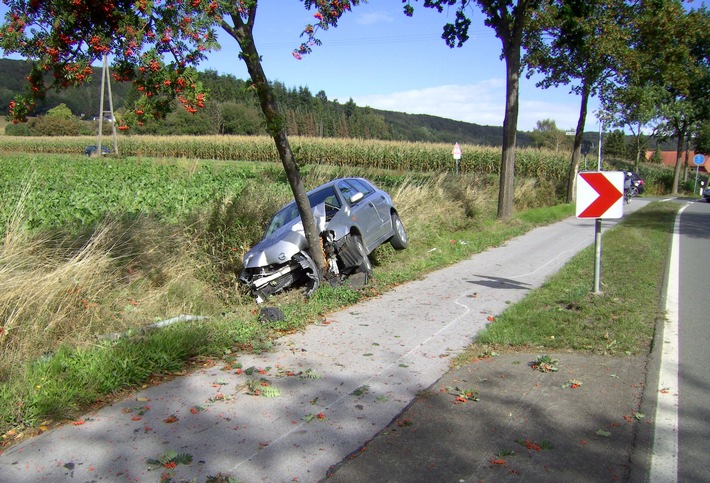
xmin=1 ymin=313 xmax=274 ymax=428
xmin=463 ymin=201 xmax=679 ymax=360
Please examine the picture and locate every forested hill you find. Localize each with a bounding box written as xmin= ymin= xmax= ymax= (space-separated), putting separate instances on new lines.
xmin=378 ymin=110 xmax=519 ymax=146
xmin=0 ymin=58 xmax=531 ymax=146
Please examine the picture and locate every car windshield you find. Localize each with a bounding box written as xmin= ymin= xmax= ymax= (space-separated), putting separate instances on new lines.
xmin=263 ymin=186 xmax=341 ymax=239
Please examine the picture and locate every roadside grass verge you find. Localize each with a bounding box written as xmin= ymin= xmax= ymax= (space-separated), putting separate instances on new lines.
xmin=459 ymin=201 xmax=679 ymax=363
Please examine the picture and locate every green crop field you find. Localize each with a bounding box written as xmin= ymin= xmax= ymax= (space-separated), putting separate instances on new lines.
xmin=0 ymin=153 xmax=279 ymax=235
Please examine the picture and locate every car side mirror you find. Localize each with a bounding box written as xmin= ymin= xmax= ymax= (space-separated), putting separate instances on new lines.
xmin=349 ymin=192 xmax=364 ymax=204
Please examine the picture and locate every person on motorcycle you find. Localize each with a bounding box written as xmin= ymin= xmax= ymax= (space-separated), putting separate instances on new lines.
xmin=624 ymin=172 xmax=633 ymax=203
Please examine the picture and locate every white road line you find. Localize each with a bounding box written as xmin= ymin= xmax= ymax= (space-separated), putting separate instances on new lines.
xmin=649 ymin=203 xmax=688 ymax=482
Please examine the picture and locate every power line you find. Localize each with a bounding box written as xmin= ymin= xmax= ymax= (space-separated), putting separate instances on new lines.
xmin=217 ymin=30 xmax=490 ymax=52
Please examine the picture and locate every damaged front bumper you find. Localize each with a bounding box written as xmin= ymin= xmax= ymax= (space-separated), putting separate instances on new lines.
xmin=239 ymin=250 xmax=319 ymax=303
xmin=239 ymin=231 xmax=368 ymax=303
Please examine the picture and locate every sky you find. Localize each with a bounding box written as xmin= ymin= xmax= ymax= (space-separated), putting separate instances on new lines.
xmin=207 ymin=1 xmax=592 ymax=132
xmin=0 ymin=0 xmax=602 ymax=132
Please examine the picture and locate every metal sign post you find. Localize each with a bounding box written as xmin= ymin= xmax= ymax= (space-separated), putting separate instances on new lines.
xmin=693 ymin=154 xmax=705 ymax=193
xmin=576 ymin=171 xmax=624 ymax=294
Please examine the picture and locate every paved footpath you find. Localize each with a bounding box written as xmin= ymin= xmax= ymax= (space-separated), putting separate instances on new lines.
xmin=0 ymin=201 xmax=650 ymax=482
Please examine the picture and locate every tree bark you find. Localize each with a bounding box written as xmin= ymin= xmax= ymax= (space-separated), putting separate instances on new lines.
xmin=634 ymin=122 xmax=642 ymax=172
xmin=672 ymin=128 xmax=685 ymax=195
xmin=497 ymin=45 xmax=520 ymax=219
xmin=227 ymin=12 xmax=326 ymax=276
xmin=567 ymin=80 xmax=590 ymax=203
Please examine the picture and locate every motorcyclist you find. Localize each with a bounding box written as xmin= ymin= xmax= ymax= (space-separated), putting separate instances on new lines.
xmin=624 ymin=172 xmax=633 ymax=203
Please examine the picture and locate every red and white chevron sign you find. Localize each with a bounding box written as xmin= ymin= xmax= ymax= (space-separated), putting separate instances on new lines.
xmin=576 ymin=171 xmax=624 ymax=219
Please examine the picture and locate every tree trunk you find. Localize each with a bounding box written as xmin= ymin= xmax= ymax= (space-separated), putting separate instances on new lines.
xmin=683 ymin=132 xmax=691 ymax=182
xmin=567 ymin=80 xmax=590 ymax=203
xmin=497 ymin=46 xmax=520 ymax=219
xmin=230 ymin=17 xmax=326 ymax=276
xmin=634 ymin=122 xmax=642 ymax=172
xmin=671 ymin=129 xmax=685 ymax=195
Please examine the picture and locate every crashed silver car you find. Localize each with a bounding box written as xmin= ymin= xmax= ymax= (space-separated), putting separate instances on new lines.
xmin=240 ymin=177 xmax=407 ymax=302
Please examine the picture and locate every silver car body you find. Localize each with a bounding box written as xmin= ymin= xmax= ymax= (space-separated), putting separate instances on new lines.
xmin=240 ymin=178 xmax=407 ymax=302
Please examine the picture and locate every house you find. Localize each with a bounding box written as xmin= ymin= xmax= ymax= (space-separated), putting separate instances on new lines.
xmin=645 ymin=150 xmax=710 ymax=173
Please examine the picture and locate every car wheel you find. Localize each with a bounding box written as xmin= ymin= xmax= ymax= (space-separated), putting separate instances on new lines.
xmin=630 ymin=186 xmax=639 ymax=197
xmin=351 ymin=234 xmax=373 ymax=276
xmin=389 ymin=213 xmax=408 ymax=250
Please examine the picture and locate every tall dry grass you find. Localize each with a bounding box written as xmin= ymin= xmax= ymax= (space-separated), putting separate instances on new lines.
xmin=0 ymin=202 xmax=222 ymax=381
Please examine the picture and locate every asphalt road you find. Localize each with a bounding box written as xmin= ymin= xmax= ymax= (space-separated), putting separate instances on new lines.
xmin=635 ymin=198 xmax=710 ymax=483
xmin=677 ymin=200 xmax=710 ymax=482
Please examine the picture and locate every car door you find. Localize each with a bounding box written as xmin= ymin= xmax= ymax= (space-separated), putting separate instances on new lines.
xmin=337 ymin=179 xmax=387 ymax=251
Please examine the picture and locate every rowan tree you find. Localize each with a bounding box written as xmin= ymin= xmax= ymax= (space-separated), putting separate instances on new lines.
xmin=0 ymin=0 xmax=361 ymax=278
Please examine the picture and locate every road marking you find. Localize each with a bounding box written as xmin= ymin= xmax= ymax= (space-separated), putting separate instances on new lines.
xmin=649 ymin=203 xmax=688 ymax=481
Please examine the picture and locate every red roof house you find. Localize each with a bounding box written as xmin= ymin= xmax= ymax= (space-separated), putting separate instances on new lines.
xmin=646 ymin=150 xmax=710 ymax=173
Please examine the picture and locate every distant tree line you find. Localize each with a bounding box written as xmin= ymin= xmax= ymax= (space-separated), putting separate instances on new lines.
xmin=2 ymin=59 xmax=531 ymax=146
xmin=528 ymin=118 xmax=680 ymax=166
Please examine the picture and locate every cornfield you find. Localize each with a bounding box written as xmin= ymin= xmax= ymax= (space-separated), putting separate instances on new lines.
xmin=0 ymin=134 xmax=570 ymax=183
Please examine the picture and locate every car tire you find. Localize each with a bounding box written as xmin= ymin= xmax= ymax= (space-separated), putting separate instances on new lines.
xmin=351 ymin=234 xmax=373 ymax=276
xmin=389 ymin=213 xmax=408 ymax=250
xmin=630 ymin=186 xmax=639 ymax=197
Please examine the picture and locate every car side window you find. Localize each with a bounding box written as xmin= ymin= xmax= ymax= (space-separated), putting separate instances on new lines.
xmin=338 ymin=180 xmax=357 ymax=203
xmin=339 ymin=179 xmax=372 ymax=204
xmin=308 ymin=187 xmax=339 ymax=208
xmin=348 ymin=179 xmax=374 ymax=197
xmin=304 ymin=186 xmax=340 ymax=220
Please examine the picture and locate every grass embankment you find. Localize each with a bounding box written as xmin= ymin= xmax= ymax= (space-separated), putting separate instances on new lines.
xmin=459 ymin=201 xmax=680 ymax=363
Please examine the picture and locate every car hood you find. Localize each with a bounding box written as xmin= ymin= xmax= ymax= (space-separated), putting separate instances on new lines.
xmin=243 ymin=203 xmax=327 ymax=269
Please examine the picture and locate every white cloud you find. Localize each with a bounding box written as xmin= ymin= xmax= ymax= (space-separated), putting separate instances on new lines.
xmin=518 ymin=99 xmax=583 ymax=133
xmin=354 ymin=11 xmax=395 ymax=26
xmin=349 ymin=81 xmax=589 ymax=132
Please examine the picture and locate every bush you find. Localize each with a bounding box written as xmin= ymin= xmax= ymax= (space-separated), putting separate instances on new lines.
xmin=28 ymin=116 xmax=82 ymax=136
xmin=4 ymin=122 xmax=31 ymax=136
xmin=649 ymin=147 xmax=663 ymax=164
xmin=603 ymin=130 xmax=628 ymax=159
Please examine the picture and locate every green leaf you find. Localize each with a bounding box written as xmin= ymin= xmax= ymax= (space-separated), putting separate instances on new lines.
xmin=300 ymin=369 xmax=321 ymax=379
xmin=350 ymin=385 xmax=370 ymax=397
xmin=160 ymin=450 xmax=178 ymax=464
xmin=259 ymin=386 xmax=281 ymax=398
xmin=596 ymin=429 xmax=611 ymax=437
xmin=173 ymin=452 xmax=193 ymax=465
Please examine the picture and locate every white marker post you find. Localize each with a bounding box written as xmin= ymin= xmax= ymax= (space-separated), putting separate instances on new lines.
xmin=452 ymin=143 xmax=462 ymax=174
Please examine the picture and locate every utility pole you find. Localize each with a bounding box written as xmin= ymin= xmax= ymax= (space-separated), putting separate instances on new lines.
xmin=96 ymin=54 xmax=119 ymax=157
